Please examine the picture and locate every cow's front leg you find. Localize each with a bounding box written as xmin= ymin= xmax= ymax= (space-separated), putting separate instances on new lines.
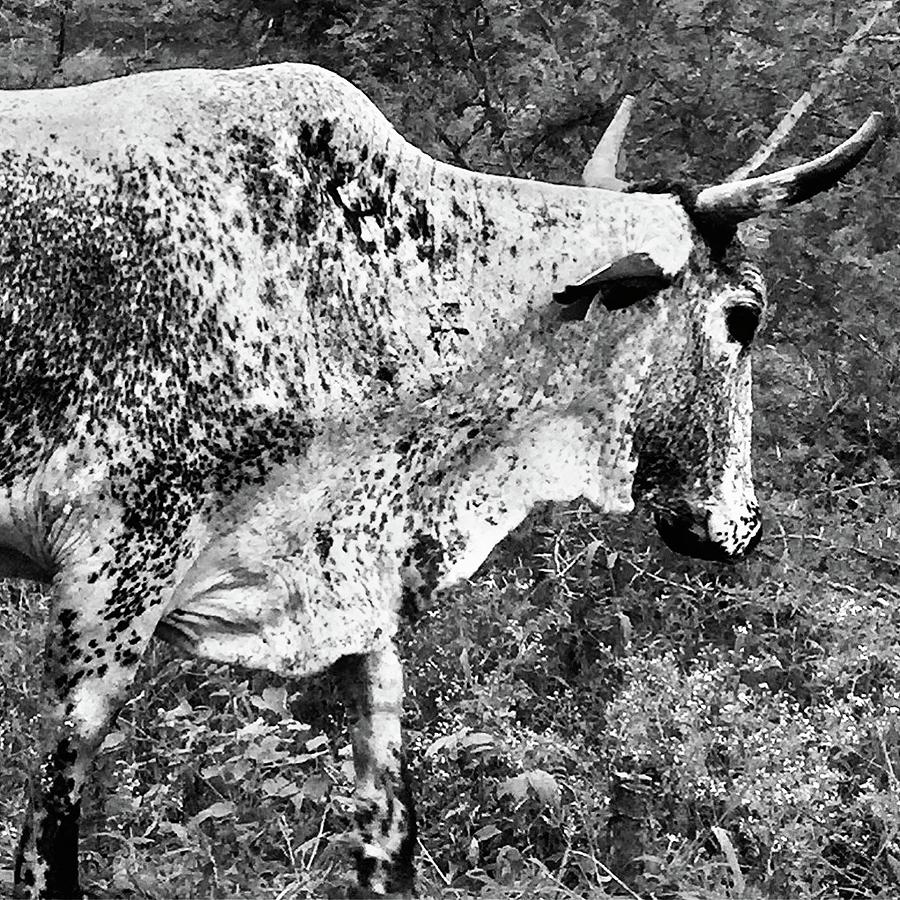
xmin=342 ymin=644 xmax=417 ymax=897
xmin=14 ymin=559 xmax=161 ymax=899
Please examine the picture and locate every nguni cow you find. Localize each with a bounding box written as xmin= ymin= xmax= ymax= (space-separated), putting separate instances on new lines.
xmin=0 ymin=63 xmax=880 ymax=898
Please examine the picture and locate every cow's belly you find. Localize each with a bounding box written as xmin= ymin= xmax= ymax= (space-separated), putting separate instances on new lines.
xmin=159 ymin=538 xmax=401 ymax=678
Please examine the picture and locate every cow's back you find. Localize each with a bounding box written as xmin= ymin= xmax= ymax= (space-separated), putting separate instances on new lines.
xmin=0 ymin=63 xmax=392 ymax=166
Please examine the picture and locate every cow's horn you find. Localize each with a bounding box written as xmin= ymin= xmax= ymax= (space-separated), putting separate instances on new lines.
xmin=583 ymin=95 xmax=635 ymax=190
xmin=692 ymin=112 xmax=883 ymax=225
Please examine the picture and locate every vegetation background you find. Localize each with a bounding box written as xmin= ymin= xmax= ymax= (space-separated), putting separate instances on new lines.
xmin=1 ymin=1 xmax=899 ymax=897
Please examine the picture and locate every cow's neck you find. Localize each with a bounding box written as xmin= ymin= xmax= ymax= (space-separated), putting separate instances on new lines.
xmin=407 ymin=154 xmax=691 ymax=325
xmin=365 ymin=299 xmax=661 ymax=591
xmin=410 ymin=407 xmax=639 ymax=590
xmin=332 ymin=143 xmax=690 ymax=416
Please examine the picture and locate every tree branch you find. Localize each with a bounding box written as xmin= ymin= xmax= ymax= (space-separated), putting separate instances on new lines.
xmin=54 ymin=0 xmax=72 ymax=70
xmin=727 ymin=0 xmax=893 ymax=182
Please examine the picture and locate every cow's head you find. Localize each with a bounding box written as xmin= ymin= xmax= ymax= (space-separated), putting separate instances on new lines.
xmin=627 ymin=243 xmax=766 ymax=561
xmin=557 ymin=112 xmax=882 ymax=561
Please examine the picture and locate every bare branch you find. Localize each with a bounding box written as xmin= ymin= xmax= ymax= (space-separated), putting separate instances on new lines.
xmin=457 ymin=22 xmax=518 ymax=175
xmin=518 ymin=103 xmax=613 ymax=171
xmin=727 ymin=0 xmax=893 ymax=182
xmin=54 ymin=0 xmax=72 ymax=70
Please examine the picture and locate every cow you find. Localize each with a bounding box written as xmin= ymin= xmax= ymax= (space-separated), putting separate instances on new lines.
xmin=0 ymin=63 xmax=880 ymax=898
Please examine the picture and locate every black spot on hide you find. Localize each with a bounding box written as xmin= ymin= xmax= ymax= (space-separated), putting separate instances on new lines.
xmin=314 ymin=525 xmax=333 ymax=565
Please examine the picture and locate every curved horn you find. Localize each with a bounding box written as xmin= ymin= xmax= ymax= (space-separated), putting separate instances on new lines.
xmin=693 ymin=112 xmax=883 ymax=225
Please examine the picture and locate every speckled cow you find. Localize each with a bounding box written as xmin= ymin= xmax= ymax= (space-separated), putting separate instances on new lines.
xmin=0 ymin=64 xmax=881 ymax=898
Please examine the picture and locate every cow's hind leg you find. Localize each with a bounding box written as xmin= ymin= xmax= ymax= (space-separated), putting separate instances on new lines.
xmin=14 ymin=552 xmax=166 ymax=899
xmin=342 ymin=643 xmax=417 ymax=897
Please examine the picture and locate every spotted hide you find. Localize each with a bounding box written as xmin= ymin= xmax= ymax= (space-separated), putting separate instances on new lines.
xmin=0 ymin=64 xmax=881 ymax=898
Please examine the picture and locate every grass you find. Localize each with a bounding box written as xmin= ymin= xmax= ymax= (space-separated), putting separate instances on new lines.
xmin=0 ymin=10 xmax=898 ymax=893
xmin=3 ymin=347 xmax=900 ymax=899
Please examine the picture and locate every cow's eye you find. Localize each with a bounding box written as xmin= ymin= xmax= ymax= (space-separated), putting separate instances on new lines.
xmin=725 ymin=302 xmax=760 ymax=348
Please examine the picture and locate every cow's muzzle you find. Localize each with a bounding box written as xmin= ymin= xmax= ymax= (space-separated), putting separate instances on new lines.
xmin=654 ymin=509 xmax=762 ymax=562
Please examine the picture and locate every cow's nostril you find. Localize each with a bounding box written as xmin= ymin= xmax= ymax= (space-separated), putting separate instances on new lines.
xmin=654 ymin=512 xmax=727 ymax=562
xmin=654 ymin=509 xmax=763 ymax=561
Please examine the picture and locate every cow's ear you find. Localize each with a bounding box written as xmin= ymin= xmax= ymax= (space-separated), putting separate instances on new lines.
xmin=553 ymin=252 xmax=671 ymax=320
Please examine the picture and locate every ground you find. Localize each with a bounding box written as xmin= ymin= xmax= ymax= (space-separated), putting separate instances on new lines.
xmin=1 ymin=2 xmax=899 ymax=897
xmin=3 ymin=347 xmax=900 ymax=899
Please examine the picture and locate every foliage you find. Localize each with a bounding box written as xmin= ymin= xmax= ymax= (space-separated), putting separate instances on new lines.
xmin=1 ymin=1 xmax=899 ymax=898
